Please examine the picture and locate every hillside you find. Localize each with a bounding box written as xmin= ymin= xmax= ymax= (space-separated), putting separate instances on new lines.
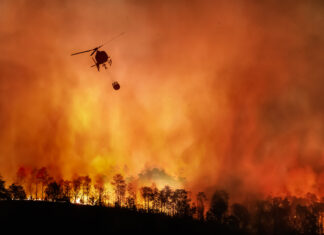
xmin=0 ymin=201 xmax=208 ymax=234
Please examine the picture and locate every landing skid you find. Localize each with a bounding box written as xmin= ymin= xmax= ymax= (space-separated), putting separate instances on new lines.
xmin=91 ymin=57 xmax=100 ymax=71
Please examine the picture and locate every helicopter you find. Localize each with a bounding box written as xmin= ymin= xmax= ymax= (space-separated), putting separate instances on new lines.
xmin=71 ymin=32 xmax=124 ymax=71
xmin=71 ymin=45 xmax=112 ymax=71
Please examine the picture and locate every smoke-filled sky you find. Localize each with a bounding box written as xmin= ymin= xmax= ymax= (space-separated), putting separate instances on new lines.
xmin=1 ymin=0 xmax=324 ymax=201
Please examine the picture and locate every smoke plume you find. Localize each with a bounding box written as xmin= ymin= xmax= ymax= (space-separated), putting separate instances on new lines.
xmin=1 ymin=0 xmax=324 ymax=201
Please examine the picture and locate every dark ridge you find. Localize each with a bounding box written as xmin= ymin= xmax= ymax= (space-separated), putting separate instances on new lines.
xmin=0 ymin=201 xmax=205 ymax=234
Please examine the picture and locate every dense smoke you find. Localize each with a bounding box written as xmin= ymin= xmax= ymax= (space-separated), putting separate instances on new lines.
xmin=0 ymin=0 xmax=324 ymax=202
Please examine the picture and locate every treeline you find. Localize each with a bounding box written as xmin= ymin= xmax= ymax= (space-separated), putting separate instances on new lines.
xmin=1 ymin=167 xmax=324 ymax=235
xmin=1 ymin=167 xmax=198 ymax=217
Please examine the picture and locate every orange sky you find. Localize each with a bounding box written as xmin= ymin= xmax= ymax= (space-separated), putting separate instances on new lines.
xmin=0 ymin=0 xmax=324 ymax=201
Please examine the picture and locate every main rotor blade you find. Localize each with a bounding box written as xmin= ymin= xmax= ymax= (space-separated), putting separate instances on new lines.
xmin=90 ymin=47 xmax=99 ymax=56
xmin=101 ymin=32 xmax=125 ymax=46
xmin=71 ymin=49 xmax=93 ymax=56
xmin=71 ymin=32 xmax=124 ymax=56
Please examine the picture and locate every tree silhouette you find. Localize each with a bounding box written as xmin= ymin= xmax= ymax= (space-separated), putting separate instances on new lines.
xmin=253 ymin=199 xmax=273 ymax=235
xmin=140 ymin=186 xmax=152 ymax=211
xmin=31 ymin=168 xmax=39 ymax=199
xmin=190 ymin=202 xmax=197 ymax=219
xmin=150 ymin=183 xmax=159 ymax=211
xmin=36 ymin=167 xmax=49 ymax=200
xmin=197 ymin=192 xmax=207 ymax=220
xmin=170 ymin=189 xmax=178 ymax=216
xmin=270 ymin=197 xmax=292 ymax=235
xmin=126 ymin=196 xmax=136 ymax=209
xmin=45 ymin=181 xmax=62 ymax=202
xmin=72 ymin=177 xmax=82 ymax=203
xmin=102 ymin=189 xmax=110 ymax=206
xmin=62 ymin=180 xmax=72 ymax=201
xmin=82 ymin=175 xmax=91 ymax=204
xmin=231 ymin=203 xmax=249 ymax=232
xmin=173 ymin=189 xmax=191 ymax=217
xmin=207 ymin=190 xmax=229 ymax=223
xmin=94 ymin=174 xmax=105 ymax=206
xmin=159 ymin=185 xmax=172 ymax=214
xmin=0 ymin=176 xmax=9 ymax=200
xmin=126 ymin=180 xmax=137 ymax=209
xmin=295 ymin=203 xmax=320 ymax=235
xmin=24 ymin=169 xmax=34 ymax=200
xmin=88 ymin=196 xmax=95 ymax=205
xmin=8 ymin=183 xmax=26 ymax=200
xmin=111 ymin=174 xmax=126 ymax=206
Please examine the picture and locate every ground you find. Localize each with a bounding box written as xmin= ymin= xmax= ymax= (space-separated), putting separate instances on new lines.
xmin=0 ymin=201 xmax=207 ymax=234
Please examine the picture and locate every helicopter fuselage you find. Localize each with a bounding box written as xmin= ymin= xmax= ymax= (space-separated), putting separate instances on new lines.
xmin=92 ymin=50 xmax=112 ymax=71
xmin=71 ymin=47 xmax=112 ymax=71
xmin=95 ymin=50 xmax=109 ymax=64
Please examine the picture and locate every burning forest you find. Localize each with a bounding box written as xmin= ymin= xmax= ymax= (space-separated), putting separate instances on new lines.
xmin=1 ymin=166 xmax=324 ymax=234
xmin=1 ymin=0 xmax=324 ymax=234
